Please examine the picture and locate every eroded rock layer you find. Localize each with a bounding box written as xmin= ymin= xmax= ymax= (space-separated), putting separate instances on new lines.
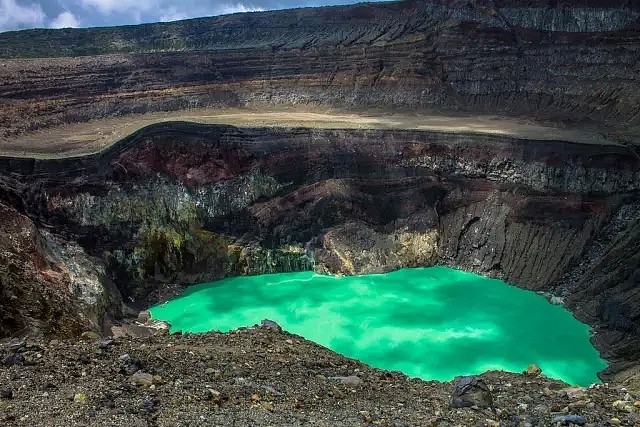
xmin=0 ymin=0 xmax=639 ymax=139
xmin=0 ymin=202 xmax=121 ymax=338
xmin=0 ymin=123 xmax=638 ymax=379
xmin=0 ymin=0 xmax=639 ymax=386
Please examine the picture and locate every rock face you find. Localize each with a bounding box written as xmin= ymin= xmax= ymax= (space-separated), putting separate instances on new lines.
xmin=0 ymin=0 xmax=639 ymax=139
xmin=0 ymin=0 xmax=639 ymax=381
xmin=0 ymin=202 xmax=121 ymax=338
xmin=0 ymin=124 xmax=638 ymax=374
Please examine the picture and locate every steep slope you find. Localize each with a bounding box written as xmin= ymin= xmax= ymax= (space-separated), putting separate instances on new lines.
xmin=0 ymin=123 xmax=638 ymax=379
xmin=0 ymin=202 xmax=121 ymax=338
xmin=0 ymin=0 xmax=639 ymax=384
xmin=0 ymin=0 xmax=639 ymax=140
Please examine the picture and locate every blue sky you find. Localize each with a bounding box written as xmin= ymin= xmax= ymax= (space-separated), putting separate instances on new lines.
xmin=0 ymin=0 xmax=391 ymax=32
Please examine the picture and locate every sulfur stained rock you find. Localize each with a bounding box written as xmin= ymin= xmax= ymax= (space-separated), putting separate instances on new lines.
xmin=80 ymin=331 xmax=100 ymax=341
xmin=315 ymin=221 xmax=439 ymax=276
xmin=524 ymin=364 xmax=542 ymax=377
xmin=612 ymin=400 xmax=637 ymax=413
xmin=73 ymin=393 xmax=88 ymax=404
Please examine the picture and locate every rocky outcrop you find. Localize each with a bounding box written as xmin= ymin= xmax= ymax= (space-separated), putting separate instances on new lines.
xmin=439 ymin=192 xmax=613 ymax=290
xmin=315 ymin=220 xmax=439 ymax=276
xmin=551 ymin=201 xmax=640 ymax=377
xmin=0 ymin=202 xmax=121 ymax=338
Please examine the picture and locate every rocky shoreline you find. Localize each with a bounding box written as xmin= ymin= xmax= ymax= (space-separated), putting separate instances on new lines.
xmin=2 ymin=326 xmax=640 ymax=427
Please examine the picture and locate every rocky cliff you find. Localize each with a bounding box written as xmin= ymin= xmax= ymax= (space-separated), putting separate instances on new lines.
xmin=0 ymin=202 xmax=120 ymax=338
xmin=0 ymin=0 xmax=639 ymax=383
xmin=0 ymin=123 xmax=638 ymax=380
xmin=0 ymin=0 xmax=639 ymax=141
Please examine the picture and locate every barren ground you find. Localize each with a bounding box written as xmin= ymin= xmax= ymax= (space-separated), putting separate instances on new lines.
xmin=0 ymin=107 xmax=622 ymax=159
xmin=2 ymin=327 xmax=640 ymax=427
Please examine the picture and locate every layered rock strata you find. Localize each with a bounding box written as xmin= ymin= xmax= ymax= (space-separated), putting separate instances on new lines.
xmin=0 ymin=0 xmax=639 ymax=383
xmin=0 ymin=0 xmax=639 ymax=140
xmin=0 ymin=123 xmax=637 ymax=380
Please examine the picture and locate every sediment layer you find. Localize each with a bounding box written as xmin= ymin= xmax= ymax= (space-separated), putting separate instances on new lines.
xmin=0 ymin=0 xmax=639 ymax=141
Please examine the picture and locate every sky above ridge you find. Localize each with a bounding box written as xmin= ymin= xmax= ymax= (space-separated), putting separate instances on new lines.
xmin=0 ymin=0 xmax=392 ymax=32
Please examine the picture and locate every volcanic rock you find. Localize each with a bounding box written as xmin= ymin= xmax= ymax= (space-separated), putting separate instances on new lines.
xmin=0 ymin=1 xmax=639 ymax=423
xmin=450 ymin=376 xmax=494 ymax=409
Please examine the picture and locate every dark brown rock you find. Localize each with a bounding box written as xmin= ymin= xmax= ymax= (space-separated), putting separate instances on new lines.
xmin=0 ymin=1 xmax=638 ymax=138
xmin=450 ymin=376 xmax=494 ymax=409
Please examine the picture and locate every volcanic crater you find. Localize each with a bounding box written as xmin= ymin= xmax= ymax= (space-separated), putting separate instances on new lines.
xmin=1 ymin=0 xmax=640 ymax=425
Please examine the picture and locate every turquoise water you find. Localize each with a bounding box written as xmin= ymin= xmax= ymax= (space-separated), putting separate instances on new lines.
xmin=150 ymin=266 xmax=607 ymax=386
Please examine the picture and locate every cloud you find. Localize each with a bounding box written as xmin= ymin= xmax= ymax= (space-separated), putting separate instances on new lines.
xmin=0 ymin=1 xmax=390 ymax=32
xmin=78 ymin=0 xmax=160 ymax=14
xmin=216 ymin=3 xmax=265 ymax=15
xmin=0 ymin=0 xmax=45 ymax=30
xmin=159 ymin=2 xmax=264 ymax=23
xmin=50 ymin=11 xmax=80 ymax=28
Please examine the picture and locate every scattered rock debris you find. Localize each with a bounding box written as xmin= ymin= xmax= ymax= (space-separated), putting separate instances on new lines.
xmin=1 ymin=328 xmax=638 ymax=426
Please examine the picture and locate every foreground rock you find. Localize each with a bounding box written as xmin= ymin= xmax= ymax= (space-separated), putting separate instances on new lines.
xmin=1 ymin=328 xmax=640 ymax=427
xmin=450 ymin=376 xmax=493 ymax=409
